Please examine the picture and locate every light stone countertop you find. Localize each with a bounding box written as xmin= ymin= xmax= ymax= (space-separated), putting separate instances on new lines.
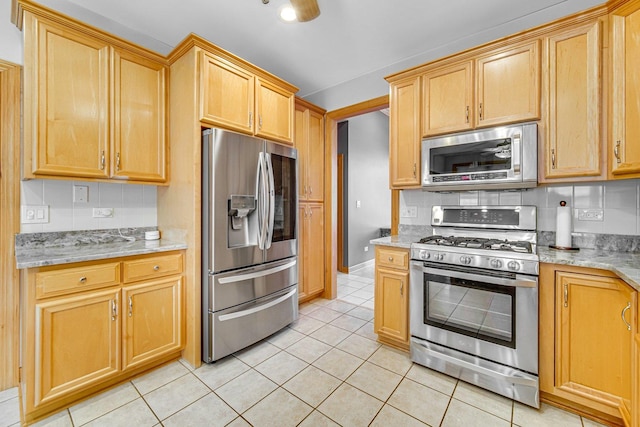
xmin=15 ymin=239 xmax=188 ymax=269
xmin=370 ymin=235 xmax=640 ymax=292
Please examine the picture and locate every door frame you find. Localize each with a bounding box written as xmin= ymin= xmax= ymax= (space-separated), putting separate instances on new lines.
xmin=0 ymin=59 xmax=22 ymax=390
xmin=337 ymin=153 xmax=347 ymax=273
xmin=324 ymin=95 xmax=391 ymax=299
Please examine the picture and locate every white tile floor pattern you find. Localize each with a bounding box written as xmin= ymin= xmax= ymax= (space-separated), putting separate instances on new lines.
xmin=2 ymin=265 xmax=608 ymax=427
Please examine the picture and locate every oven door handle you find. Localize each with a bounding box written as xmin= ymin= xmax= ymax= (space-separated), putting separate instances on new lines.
xmin=421 ymin=265 xmax=537 ymax=288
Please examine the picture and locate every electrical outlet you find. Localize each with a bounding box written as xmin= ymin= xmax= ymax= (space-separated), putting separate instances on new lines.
xmin=356 ymin=200 xmax=361 ymax=208
xmin=577 ymin=209 xmax=604 ymax=221
xmin=364 ymin=246 xmax=369 ymax=252
xmin=400 ymin=206 xmax=418 ymax=218
xmin=92 ymin=207 xmax=114 ymax=218
xmin=21 ymin=205 xmax=49 ymax=224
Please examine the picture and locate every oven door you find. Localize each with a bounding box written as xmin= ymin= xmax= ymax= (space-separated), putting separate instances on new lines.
xmin=410 ymin=260 xmax=538 ymax=375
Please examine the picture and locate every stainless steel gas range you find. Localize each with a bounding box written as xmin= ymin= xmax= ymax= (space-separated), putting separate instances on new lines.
xmin=409 ymin=205 xmax=540 ymax=408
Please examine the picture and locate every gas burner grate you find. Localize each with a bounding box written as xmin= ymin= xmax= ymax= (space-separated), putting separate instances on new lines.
xmin=418 ymin=236 xmax=533 ymax=254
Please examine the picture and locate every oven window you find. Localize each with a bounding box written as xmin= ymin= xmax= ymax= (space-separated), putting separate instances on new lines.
xmin=424 ymin=271 xmax=516 ymax=348
xmin=429 ymin=138 xmax=512 ymax=175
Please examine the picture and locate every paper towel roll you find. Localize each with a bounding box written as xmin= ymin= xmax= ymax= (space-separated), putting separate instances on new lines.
xmin=555 ymin=202 xmax=572 ymax=248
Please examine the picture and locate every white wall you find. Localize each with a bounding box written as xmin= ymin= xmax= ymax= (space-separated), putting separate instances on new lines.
xmin=1 ymin=0 xmax=23 ymax=64
xmin=400 ymin=180 xmax=640 ymax=236
xmin=20 ymin=180 xmax=157 ymax=233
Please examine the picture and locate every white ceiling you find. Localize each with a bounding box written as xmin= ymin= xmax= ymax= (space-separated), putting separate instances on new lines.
xmin=33 ymin=0 xmax=604 ymax=101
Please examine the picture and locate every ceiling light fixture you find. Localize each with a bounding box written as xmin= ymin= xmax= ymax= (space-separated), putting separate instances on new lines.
xmin=279 ymin=4 xmax=297 ymax=22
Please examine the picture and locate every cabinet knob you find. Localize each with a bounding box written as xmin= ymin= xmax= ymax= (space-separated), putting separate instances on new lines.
xmin=79 ymin=276 xmax=87 ymax=283
xmin=388 ymin=256 xmax=393 ymax=261
xmin=153 ymin=265 xmax=160 ymax=271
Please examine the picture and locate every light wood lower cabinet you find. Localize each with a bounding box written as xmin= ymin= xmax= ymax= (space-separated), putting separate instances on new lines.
xmin=298 ymin=203 xmax=325 ymax=302
xmin=21 ymin=251 xmax=185 ymax=424
xmin=633 ymin=333 xmax=640 ymax=427
xmin=540 ymin=263 xmax=637 ymax=425
xmin=374 ymin=246 xmax=410 ymax=350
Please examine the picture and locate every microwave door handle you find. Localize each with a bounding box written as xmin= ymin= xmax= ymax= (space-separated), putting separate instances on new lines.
xmin=265 ymin=153 xmax=275 ymax=249
xmin=512 ymin=133 xmax=521 ymax=173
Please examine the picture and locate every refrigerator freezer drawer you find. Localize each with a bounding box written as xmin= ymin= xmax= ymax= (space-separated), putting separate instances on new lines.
xmin=207 ymin=257 xmax=297 ymax=312
xmin=205 ymin=285 xmax=298 ymax=362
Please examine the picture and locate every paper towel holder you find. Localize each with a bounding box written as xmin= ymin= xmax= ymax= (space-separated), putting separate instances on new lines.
xmin=549 ymin=200 xmax=579 ymax=251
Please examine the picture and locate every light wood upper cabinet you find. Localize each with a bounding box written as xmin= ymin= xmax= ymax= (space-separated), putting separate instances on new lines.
xmin=112 ymin=49 xmax=167 ymax=182
xmin=25 ymin=15 xmax=110 ymax=179
xmin=122 ymin=277 xmax=183 ymax=371
xmin=295 ymin=100 xmax=325 ymax=203
xmin=476 ymin=40 xmax=541 ymax=127
xmin=610 ymin=0 xmax=640 ymax=178
xmin=374 ymin=246 xmax=410 ymax=350
xmin=389 ymin=75 xmax=421 ymax=189
xmin=200 ymin=52 xmax=295 ymax=144
xmin=21 ymin=9 xmax=168 ymax=184
xmin=35 ymin=289 xmax=120 ymax=406
xmin=542 ymin=21 xmax=603 ymax=181
xmin=422 ymin=60 xmax=474 ymax=136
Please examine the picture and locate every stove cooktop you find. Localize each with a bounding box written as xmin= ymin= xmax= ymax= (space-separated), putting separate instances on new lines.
xmin=417 ymin=235 xmax=533 ymax=254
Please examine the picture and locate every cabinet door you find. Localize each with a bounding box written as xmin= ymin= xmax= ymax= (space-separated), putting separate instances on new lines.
xmin=112 ymin=49 xmax=167 ymax=182
xmin=306 ymin=110 xmax=324 ymax=202
xmin=476 ymin=40 xmax=541 ymax=127
xmin=555 ymin=271 xmax=636 ymax=408
xmin=390 ymin=75 xmax=421 ymax=188
xmin=122 ymin=277 xmax=183 ymax=371
xmin=25 ymin=14 xmax=110 ymax=178
xmin=633 ymin=333 xmax=640 ymax=427
xmin=374 ymin=267 xmax=409 ymax=345
xmin=306 ymin=204 xmax=325 ymax=296
xmin=422 ymin=61 xmax=474 ymax=136
xmin=295 ymin=107 xmax=308 ymax=201
xmin=35 ymin=289 xmax=120 ymax=405
xmin=200 ymin=52 xmax=254 ymax=134
xmin=544 ymin=22 xmax=602 ymax=180
xmin=611 ymin=1 xmax=640 ymax=177
xmin=256 ymin=78 xmax=294 ymax=144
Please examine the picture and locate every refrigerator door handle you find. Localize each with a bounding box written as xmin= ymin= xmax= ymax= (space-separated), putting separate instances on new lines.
xmin=217 ymin=259 xmax=297 ymax=284
xmin=218 ymin=288 xmax=297 ymax=322
xmin=265 ymin=153 xmax=275 ymax=249
xmin=256 ymin=152 xmax=268 ymax=249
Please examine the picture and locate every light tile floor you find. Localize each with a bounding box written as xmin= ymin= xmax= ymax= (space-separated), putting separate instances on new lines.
xmin=3 ymin=265 xmax=607 ymax=427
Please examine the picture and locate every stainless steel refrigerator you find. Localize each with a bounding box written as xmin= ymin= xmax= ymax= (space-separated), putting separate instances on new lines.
xmin=202 ymin=128 xmax=298 ymax=363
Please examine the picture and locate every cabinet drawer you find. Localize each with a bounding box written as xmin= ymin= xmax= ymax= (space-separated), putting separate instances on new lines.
xmin=376 ymin=247 xmax=409 ymax=270
xmin=123 ymin=253 xmax=183 ymax=283
xmin=36 ymin=262 xmax=120 ymax=298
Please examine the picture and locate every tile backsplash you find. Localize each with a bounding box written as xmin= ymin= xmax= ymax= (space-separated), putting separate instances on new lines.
xmin=20 ymin=180 xmax=157 ymax=233
xmin=399 ymin=179 xmax=640 ymax=236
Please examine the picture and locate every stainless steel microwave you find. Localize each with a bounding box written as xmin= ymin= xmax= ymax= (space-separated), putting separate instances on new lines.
xmin=421 ymin=122 xmax=537 ymax=191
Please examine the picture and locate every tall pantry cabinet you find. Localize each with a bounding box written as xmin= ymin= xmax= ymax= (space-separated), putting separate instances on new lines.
xmin=295 ymin=98 xmax=326 ymax=302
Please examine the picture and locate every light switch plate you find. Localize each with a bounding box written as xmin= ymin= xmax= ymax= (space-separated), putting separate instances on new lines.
xmin=21 ymin=205 xmax=49 ymax=224
xmin=73 ymin=185 xmax=89 ymax=203
xmin=400 ymin=206 xmax=418 ymax=218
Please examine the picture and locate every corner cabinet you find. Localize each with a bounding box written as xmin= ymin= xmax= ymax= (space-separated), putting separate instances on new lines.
xmin=541 ymin=20 xmax=604 ymax=181
xmin=388 ymin=75 xmax=421 ymax=189
xmin=374 ymin=246 xmax=410 ymax=350
xmin=20 ymin=252 xmax=185 ymax=424
xmin=200 ymin=51 xmax=295 ymax=144
xmin=19 ymin=6 xmax=167 ymax=184
xmin=295 ymin=98 xmax=326 ymax=303
xmin=540 ymin=263 xmax=637 ymax=425
xmin=610 ymin=0 xmax=640 ymax=179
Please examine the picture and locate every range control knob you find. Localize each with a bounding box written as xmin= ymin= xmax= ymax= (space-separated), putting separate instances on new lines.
xmin=419 ymin=250 xmax=430 ymax=260
xmin=435 ymin=253 xmax=445 ymax=261
xmin=459 ymin=256 xmax=472 ymax=265
xmin=507 ymin=261 xmax=520 ymax=271
xmin=490 ymin=259 xmax=503 ymax=269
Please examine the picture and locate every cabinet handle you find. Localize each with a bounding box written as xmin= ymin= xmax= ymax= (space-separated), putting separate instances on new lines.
xmin=79 ymin=276 xmax=87 ymax=283
xmin=413 ymin=163 xmax=417 ymax=178
xmin=563 ymin=283 xmax=568 ymax=307
xmin=111 ymin=297 xmax=118 ymax=320
xmin=249 ymin=112 xmax=253 ymax=128
xmin=479 ymin=103 xmax=483 ymax=120
xmin=308 ymin=186 xmax=312 ymax=196
xmin=614 ymin=140 xmax=621 ymax=164
xmin=621 ymin=302 xmax=632 ymax=331
xmin=465 ymin=106 xmax=469 ymax=124
xmin=259 ymin=114 xmax=263 ymax=130
xmin=303 ymin=209 xmax=307 ymax=218
xmin=100 ymin=151 xmax=105 ymax=170
xmin=128 ymin=296 xmax=133 ymax=317
xmin=116 ymin=152 xmax=121 ymax=171
xmin=551 ymin=149 xmax=556 ymax=169
xmin=309 ymin=208 xmax=313 ymax=217
xmin=400 ymin=282 xmax=404 ymax=296
xmin=153 ymin=265 xmax=160 ymax=271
